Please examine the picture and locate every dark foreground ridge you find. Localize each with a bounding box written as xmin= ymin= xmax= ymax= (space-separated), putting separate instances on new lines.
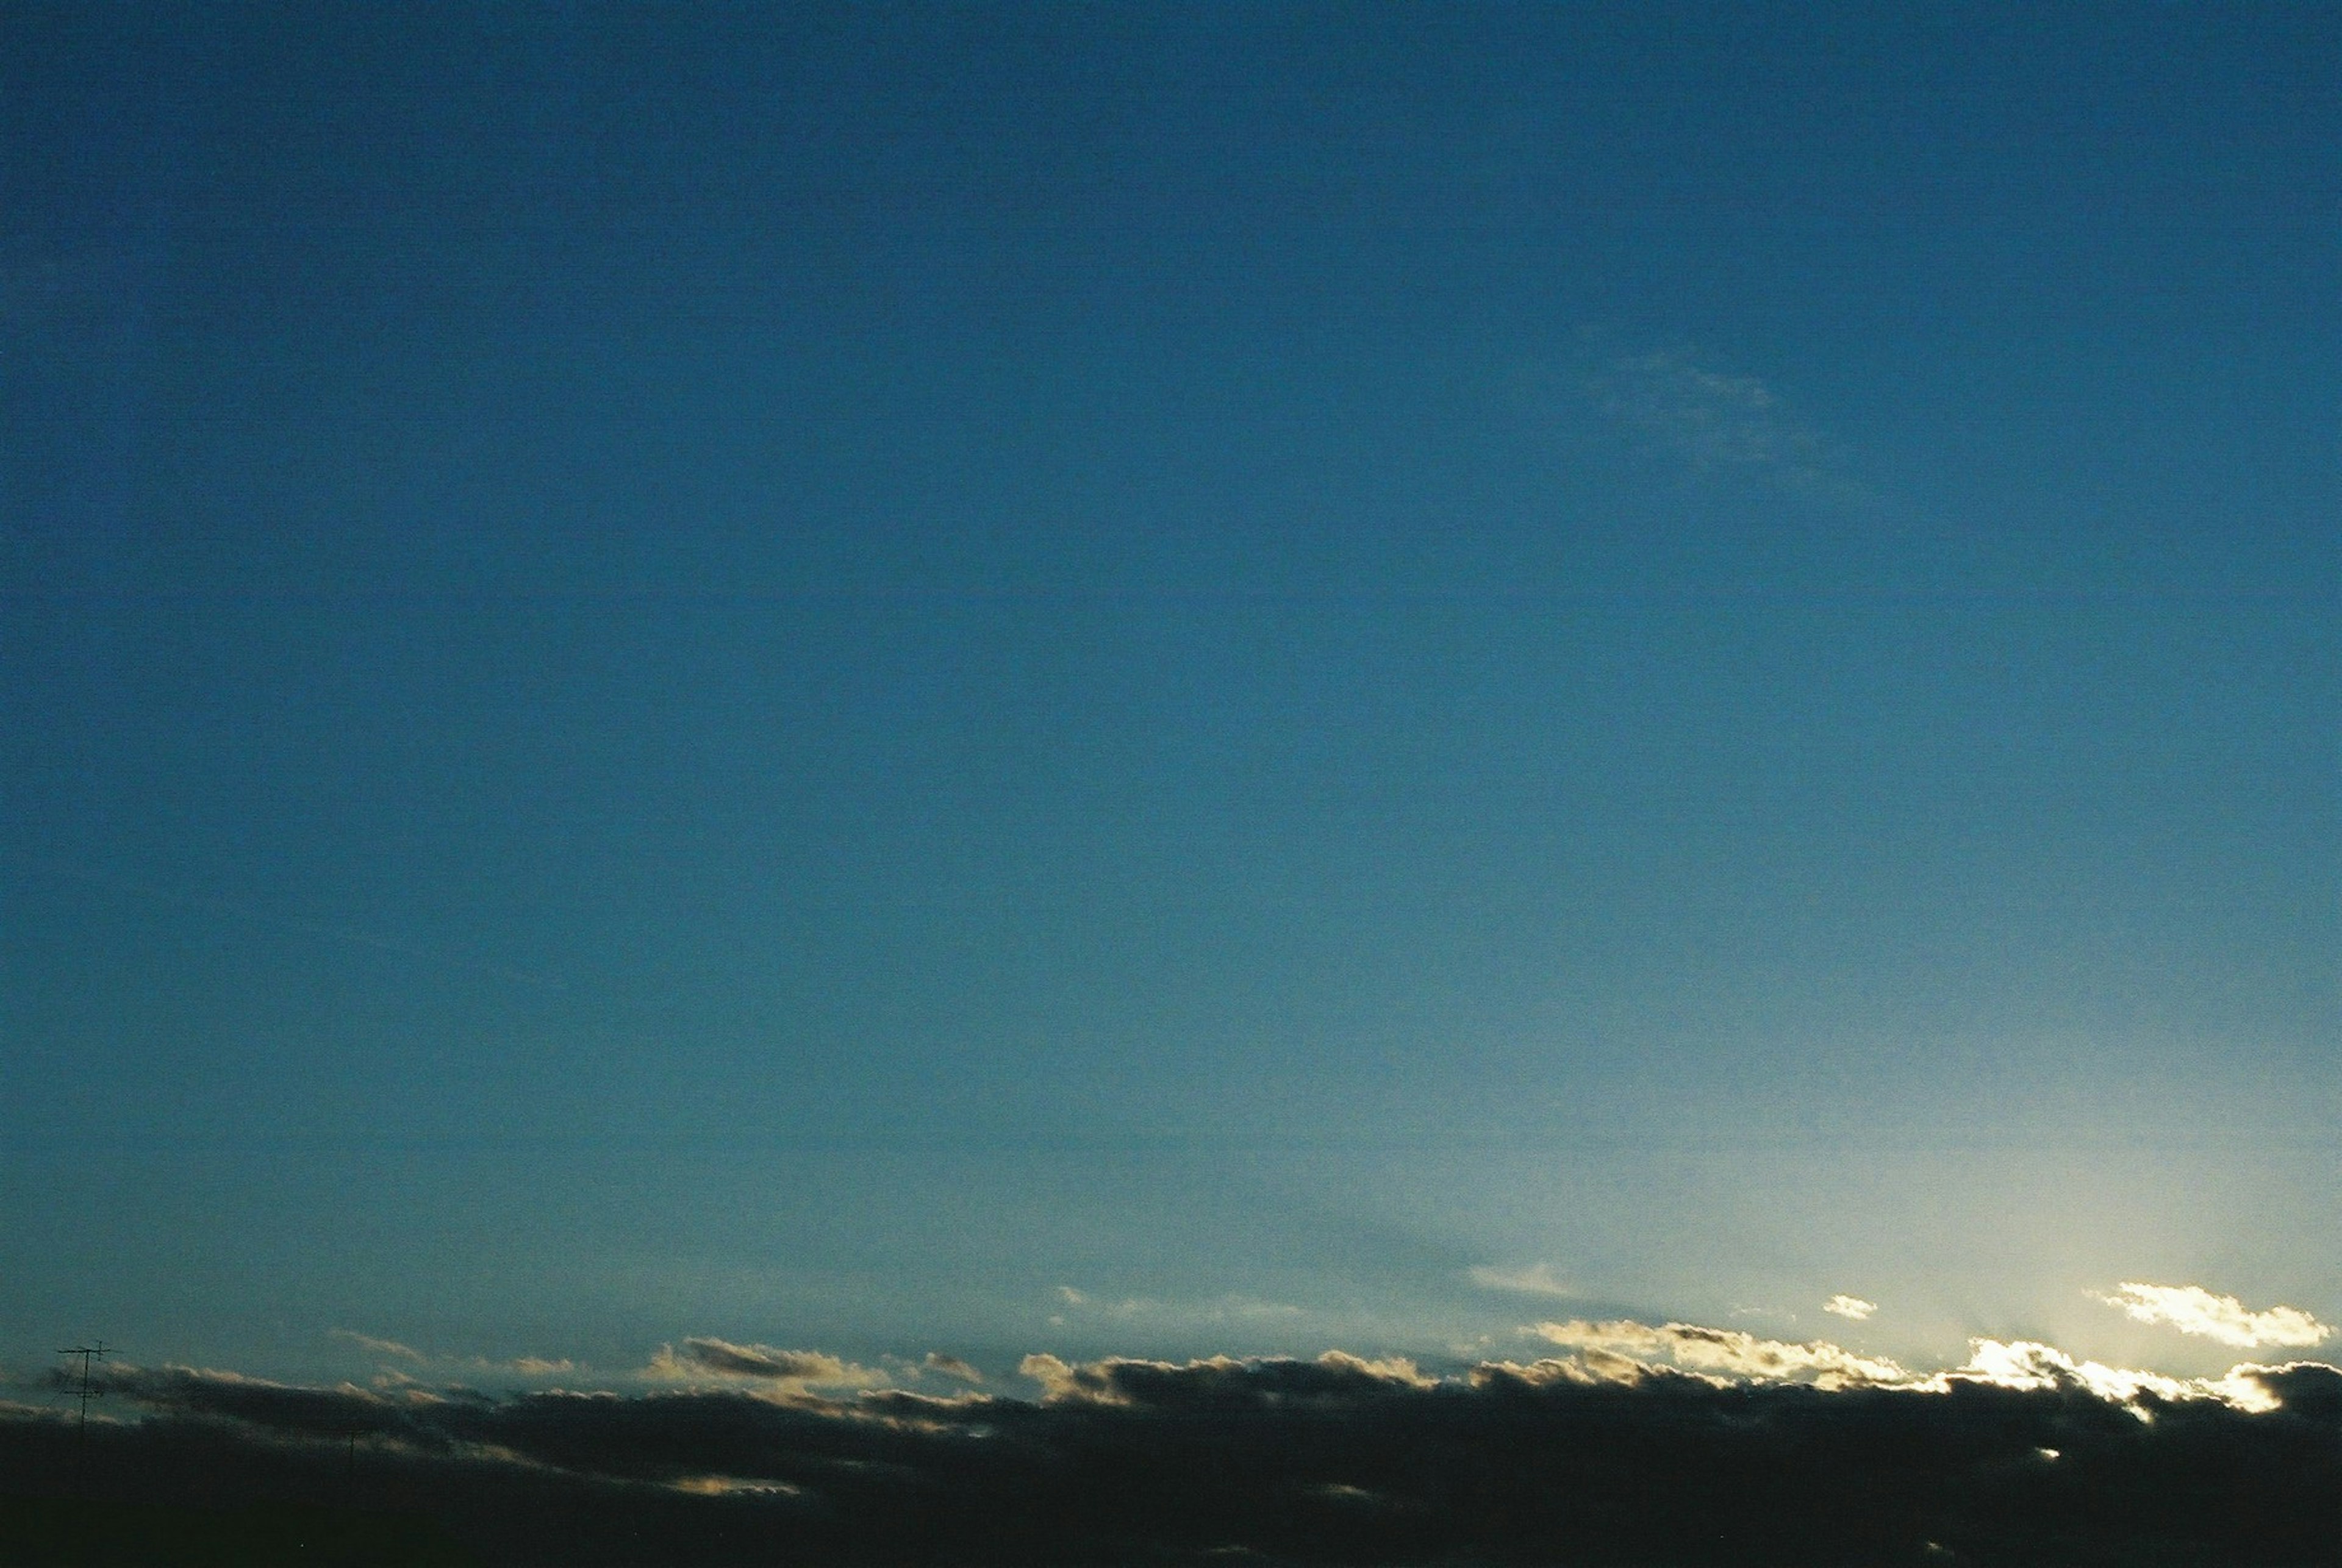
xmin=2 ymin=1353 xmax=2337 ymax=1566
xmin=0 ymin=1495 xmax=482 ymax=1568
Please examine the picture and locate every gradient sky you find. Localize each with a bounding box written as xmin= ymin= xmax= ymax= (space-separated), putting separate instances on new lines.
xmin=4 ymin=2 xmax=2335 ymax=1390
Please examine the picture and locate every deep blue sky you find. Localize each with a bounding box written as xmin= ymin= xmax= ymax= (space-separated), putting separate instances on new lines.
xmin=3 ymin=2 xmax=2334 ymax=1384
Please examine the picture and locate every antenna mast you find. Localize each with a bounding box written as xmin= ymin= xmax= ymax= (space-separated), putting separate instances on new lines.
xmin=56 ymin=1341 xmax=109 ymax=1489
xmin=57 ymin=1338 xmax=107 ymax=1441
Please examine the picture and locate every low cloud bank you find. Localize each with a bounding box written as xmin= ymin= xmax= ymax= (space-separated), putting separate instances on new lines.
xmin=2 ymin=1334 xmax=2335 ymax=1566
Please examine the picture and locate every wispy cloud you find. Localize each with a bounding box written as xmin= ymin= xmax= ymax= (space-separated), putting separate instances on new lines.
xmin=506 ymin=1356 xmax=577 ymax=1377
xmin=1467 ymin=1263 xmax=1575 ymax=1298
xmin=1046 ymin=1286 xmax=1305 ymax=1325
xmin=2093 ymin=1283 xmax=2332 ymax=1350
xmin=1585 ymin=347 xmax=1869 ymax=506
xmin=1823 ymin=1295 xmax=1878 ymax=1321
xmin=12 ymin=854 xmax=565 ymax=991
xmin=329 ymin=1330 xmax=572 ymax=1380
xmin=331 ymin=1330 xmax=424 ymax=1362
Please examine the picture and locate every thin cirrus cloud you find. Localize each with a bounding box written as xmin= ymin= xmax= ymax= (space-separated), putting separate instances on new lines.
xmin=2094 ymin=1283 xmax=2333 ymax=1349
xmin=1048 ymin=1285 xmax=1306 ymax=1325
xmin=1467 ymin=1263 xmax=1575 ymax=1298
xmin=1583 ymin=347 xmax=1871 ymax=507
xmin=15 ymin=1335 xmax=2335 ymax=1566
xmin=330 ymin=1330 xmax=573 ymax=1379
xmin=329 ymin=1330 xmax=424 ymax=1362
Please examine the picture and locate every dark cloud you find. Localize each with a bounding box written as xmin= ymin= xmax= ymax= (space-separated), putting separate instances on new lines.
xmin=919 ymin=1353 xmax=984 ymax=1384
xmin=673 ymin=1338 xmax=856 ymax=1383
xmin=7 ymin=1349 xmax=2337 ymax=1566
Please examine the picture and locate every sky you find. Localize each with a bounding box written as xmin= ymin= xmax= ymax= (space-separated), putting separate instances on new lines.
xmin=3 ymin=1 xmax=2337 ymax=1480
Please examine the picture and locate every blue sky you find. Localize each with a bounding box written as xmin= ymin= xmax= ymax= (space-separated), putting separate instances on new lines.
xmin=3 ymin=3 xmax=2335 ymax=1391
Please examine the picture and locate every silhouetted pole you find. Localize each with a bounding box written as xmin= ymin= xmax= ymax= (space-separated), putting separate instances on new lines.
xmin=56 ymin=1341 xmax=108 ymax=1495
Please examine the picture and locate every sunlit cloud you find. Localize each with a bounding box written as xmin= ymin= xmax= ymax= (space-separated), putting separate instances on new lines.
xmin=1823 ymin=1295 xmax=1877 ymax=1321
xmin=19 ymin=1333 xmax=2337 ymax=1564
xmin=1020 ymin=1350 xmax=1433 ymax=1406
xmin=331 ymin=1330 xmax=424 ymax=1362
xmin=1500 ymin=1320 xmax=2302 ymax=1417
xmin=1530 ymin=1319 xmax=1911 ymax=1389
xmin=673 ymin=1474 xmax=805 ymax=1498
xmin=1468 ymin=1263 xmax=1575 ymax=1298
xmin=329 ymin=1331 xmax=570 ymax=1380
xmin=1948 ymin=1339 xmax=2285 ymax=1414
xmin=2093 ymin=1282 xmax=2332 ymax=1349
xmin=646 ymin=1338 xmax=889 ymax=1390
xmin=506 ymin=1356 xmax=576 ymax=1377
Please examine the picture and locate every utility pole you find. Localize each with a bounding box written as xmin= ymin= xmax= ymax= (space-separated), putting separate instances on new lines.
xmin=56 ymin=1341 xmax=107 ymax=1493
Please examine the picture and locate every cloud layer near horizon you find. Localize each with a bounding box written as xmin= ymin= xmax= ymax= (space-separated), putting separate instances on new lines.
xmin=5 ymin=1325 xmax=2336 ymax=1567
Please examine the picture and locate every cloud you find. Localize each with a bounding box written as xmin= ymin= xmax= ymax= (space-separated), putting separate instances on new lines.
xmin=12 ymin=1338 xmax=2336 ymax=1567
xmin=1824 ymin=1294 xmax=1878 ymax=1321
xmin=9 ymin=1334 xmax=2335 ymax=1567
xmin=1948 ymin=1339 xmax=2311 ymax=1414
xmin=648 ymin=1339 xmax=888 ymax=1390
xmin=1599 ymin=350 xmax=1797 ymax=467
xmin=328 ymin=1331 xmax=575 ymax=1381
xmin=508 ymin=1356 xmax=578 ymax=1378
xmin=1531 ymin=1319 xmax=1912 ymax=1389
xmin=331 ymin=1330 xmax=425 ymax=1362
xmin=919 ymin=1353 xmax=983 ymax=1385
xmin=1585 ymin=347 xmax=1871 ymax=506
xmin=1045 ymin=1286 xmax=1303 ymax=1325
xmin=1467 ymin=1263 xmax=1575 ymax=1298
xmin=678 ymin=1340 xmax=841 ymax=1380
xmin=2094 ymin=1282 xmax=2333 ymax=1350
xmin=1020 ymin=1350 xmax=1433 ymax=1408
